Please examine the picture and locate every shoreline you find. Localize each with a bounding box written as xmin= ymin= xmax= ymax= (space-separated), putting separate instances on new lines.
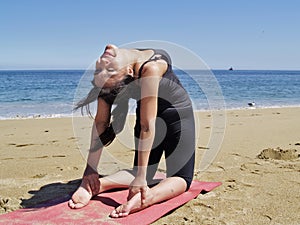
xmin=0 ymin=107 xmax=299 ymax=224
xmin=1 ymin=105 xmax=300 ymax=121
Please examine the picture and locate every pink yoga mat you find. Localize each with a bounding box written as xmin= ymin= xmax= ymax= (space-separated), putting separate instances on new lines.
xmin=0 ymin=181 xmax=221 ymax=225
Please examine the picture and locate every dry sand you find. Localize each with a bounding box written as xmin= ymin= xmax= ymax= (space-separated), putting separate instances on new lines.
xmin=0 ymin=107 xmax=299 ymax=224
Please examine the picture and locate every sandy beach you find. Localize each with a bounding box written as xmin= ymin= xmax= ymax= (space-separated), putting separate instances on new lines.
xmin=0 ymin=107 xmax=299 ymax=225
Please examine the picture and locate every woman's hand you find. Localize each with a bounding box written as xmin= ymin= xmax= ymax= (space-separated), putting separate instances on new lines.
xmin=82 ymin=165 xmax=100 ymax=196
xmin=128 ymin=176 xmax=148 ymax=205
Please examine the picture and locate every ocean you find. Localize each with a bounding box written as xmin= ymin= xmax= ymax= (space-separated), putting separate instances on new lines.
xmin=0 ymin=69 xmax=299 ymax=119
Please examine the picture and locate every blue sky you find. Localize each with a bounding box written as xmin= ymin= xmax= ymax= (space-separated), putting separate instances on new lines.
xmin=0 ymin=0 xmax=299 ymax=70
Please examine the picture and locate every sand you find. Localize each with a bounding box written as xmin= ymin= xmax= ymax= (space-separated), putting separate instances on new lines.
xmin=0 ymin=107 xmax=299 ymax=224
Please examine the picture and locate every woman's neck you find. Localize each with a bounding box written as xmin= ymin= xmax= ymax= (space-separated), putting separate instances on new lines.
xmin=126 ymin=49 xmax=154 ymax=77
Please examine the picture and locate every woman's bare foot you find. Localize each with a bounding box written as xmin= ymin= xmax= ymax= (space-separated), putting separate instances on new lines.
xmin=110 ymin=188 xmax=153 ymax=218
xmin=68 ymin=185 xmax=93 ymax=209
xmin=68 ymin=166 xmax=100 ymax=209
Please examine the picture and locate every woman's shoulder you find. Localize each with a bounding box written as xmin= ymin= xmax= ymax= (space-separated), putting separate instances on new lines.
xmin=135 ymin=60 xmax=168 ymax=78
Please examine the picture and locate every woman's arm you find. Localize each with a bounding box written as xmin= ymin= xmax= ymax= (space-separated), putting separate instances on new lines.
xmin=83 ymin=98 xmax=111 ymax=195
xmin=86 ymin=97 xmax=111 ymax=168
xmin=128 ymin=61 xmax=167 ymax=202
xmin=137 ymin=66 xmax=160 ymax=178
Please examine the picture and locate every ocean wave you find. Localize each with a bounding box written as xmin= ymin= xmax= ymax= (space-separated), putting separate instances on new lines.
xmin=0 ymin=113 xmax=74 ymax=120
xmin=1 ymin=104 xmax=300 ymax=120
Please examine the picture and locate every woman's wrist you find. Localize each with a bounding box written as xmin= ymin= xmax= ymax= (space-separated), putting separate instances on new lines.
xmin=84 ymin=164 xmax=98 ymax=176
xmin=136 ymin=166 xmax=147 ymax=179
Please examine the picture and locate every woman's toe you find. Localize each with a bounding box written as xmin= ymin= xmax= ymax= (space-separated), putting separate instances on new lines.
xmin=110 ymin=209 xmax=119 ymax=218
xmin=68 ymin=199 xmax=75 ymax=208
xmin=110 ymin=205 xmax=130 ymax=218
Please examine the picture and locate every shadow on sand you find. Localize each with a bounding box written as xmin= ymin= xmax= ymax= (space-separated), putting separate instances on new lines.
xmin=20 ymin=179 xmax=81 ymax=209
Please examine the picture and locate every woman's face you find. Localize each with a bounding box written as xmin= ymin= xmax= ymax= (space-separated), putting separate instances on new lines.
xmin=93 ymin=44 xmax=129 ymax=89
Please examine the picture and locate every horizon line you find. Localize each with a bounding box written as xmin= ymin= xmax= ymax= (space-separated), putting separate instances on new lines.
xmin=1 ymin=68 xmax=300 ymax=71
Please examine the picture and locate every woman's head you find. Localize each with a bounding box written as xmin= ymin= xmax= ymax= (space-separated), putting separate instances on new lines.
xmin=74 ymin=44 xmax=134 ymax=115
xmin=93 ymin=44 xmax=134 ymax=89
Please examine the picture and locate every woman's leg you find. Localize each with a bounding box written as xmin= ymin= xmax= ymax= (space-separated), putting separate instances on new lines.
xmin=164 ymin=107 xmax=195 ymax=190
xmin=111 ymin=108 xmax=195 ymax=217
xmin=69 ymin=170 xmax=135 ymax=209
xmin=110 ymin=176 xmax=187 ymax=217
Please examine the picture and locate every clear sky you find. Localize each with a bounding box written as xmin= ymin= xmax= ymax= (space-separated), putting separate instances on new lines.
xmin=1 ymin=0 xmax=299 ymax=70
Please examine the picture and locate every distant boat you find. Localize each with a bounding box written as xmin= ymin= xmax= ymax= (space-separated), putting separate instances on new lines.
xmin=228 ymin=67 xmax=233 ymax=71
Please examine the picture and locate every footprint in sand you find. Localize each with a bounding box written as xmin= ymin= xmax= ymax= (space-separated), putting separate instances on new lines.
xmin=198 ymin=146 xmax=209 ymax=150
xmin=0 ymin=197 xmax=20 ymax=213
xmin=240 ymin=162 xmax=262 ymax=175
xmin=32 ymin=173 xmax=47 ymax=178
xmin=2 ymin=158 xmax=14 ymax=160
xmin=225 ymin=179 xmax=239 ymax=191
xmin=257 ymin=147 xmax=299 ymax=160
xmin=35 ymin=156 xmax=49 ymax=159
xmin=13 ymin=143 xmax=35 ymax=148
xmin=52 ymin=155 xmax=66 ymax=158
xmin=68 ymin=137 xmax=76 ymax=140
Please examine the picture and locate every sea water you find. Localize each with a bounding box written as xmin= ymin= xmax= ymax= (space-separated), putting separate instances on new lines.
xmin=0 ymin=69 xmax=299 ymax=119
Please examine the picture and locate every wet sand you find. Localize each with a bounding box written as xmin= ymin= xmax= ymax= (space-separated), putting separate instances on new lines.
xmin=0 ymin=107 xmax=299 ymax=224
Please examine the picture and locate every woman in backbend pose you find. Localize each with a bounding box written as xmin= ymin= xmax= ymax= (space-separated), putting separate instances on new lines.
xmin=69 ymin=44 xmax=195 ymax=217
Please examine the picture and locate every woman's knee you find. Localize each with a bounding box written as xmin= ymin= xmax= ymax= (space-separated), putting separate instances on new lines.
xmin=170 ymin=175 xmax=192 ymax=191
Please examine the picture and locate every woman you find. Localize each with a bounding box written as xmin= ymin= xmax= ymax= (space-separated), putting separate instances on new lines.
xmin=69 ymin=44 xmax=195 ymax=217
